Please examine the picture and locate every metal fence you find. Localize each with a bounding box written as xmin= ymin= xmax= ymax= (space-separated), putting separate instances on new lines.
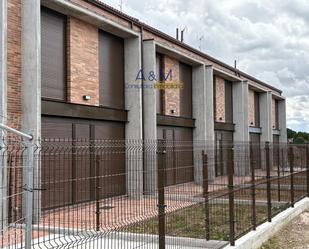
xmin=1 ymin=137 xmax=309 ymax=249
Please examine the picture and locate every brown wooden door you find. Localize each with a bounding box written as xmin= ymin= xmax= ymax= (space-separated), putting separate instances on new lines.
xmin=73 ymin=124 xmax=91 ymax=203
xmin=163 ymin=129 xmax=176 ymax=186
xmin=41 ymin=117 xmax=73 ymax=209
xmin=250 ymin=133 xmax=261 ymax=169
xmin=273 ymin=135 xmax=280 ymax=168
xmin=157 ymin=126 xmax=194 ymax=186
xmin=215 ymin=131 xmax=233 ymax=176
xmin=94 ymin=122 xmax=126 ymax=198
xmin=174 ymin=128 xmax=194 ymax=184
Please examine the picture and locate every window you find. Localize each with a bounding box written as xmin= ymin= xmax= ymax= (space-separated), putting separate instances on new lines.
xmin=41 ymin=8 xmax=67 ymax=101
xmin=179 ymin=62 xmax=192 ymax=118
xmin=99 ymin=30 xmax=124 ymax=109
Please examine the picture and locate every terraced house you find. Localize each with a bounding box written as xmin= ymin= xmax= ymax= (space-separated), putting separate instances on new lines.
xmin=0 ymin=0 xmax=286 ymax=211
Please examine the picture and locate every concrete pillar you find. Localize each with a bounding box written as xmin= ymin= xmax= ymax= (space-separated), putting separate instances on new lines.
xmin=233 ymin=80 xmax=249 ymax=142
xmin=205 ymin=66 xmax=215 ymax=180
xmin=124 ymin=36 xmax=143 ymax=198
xmin=233 ymin=80 xmax=249 ymax=176
xmin=192 ymin=65 xmax=207 ymax=184
xmin=142 ymin=40 xmax=157 ymax=193
xmin=0 ymin=0 xmax=7 ymax=230
xmin=260 ymin=91 xmax=273 ymax=143
xmin=259 ymin=91 xmax=273 ymax=169
xmin=278 ymin=99 xmax=287 ymax=143
xmin=278 ymin=98 xmax=287 ymax=168
xmin=21 ymin=0 xmax=41 ymax=222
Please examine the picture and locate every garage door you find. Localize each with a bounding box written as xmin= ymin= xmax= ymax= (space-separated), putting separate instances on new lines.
xmin=42 ymin=117 xmax=125 ymax=209
xmin=157 ymin=126 xmax=194 ymax=186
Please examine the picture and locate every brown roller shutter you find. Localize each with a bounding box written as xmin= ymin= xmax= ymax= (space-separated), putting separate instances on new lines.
xmin=41 ymin=8 xmax=66 ymax=101
xmin=179 ymin=62 xmax=192 ymax=118
xmin=225 ymin=81 xmax=233 ymax=123
xmin=99 ymin=31 xmax=124 ymax=109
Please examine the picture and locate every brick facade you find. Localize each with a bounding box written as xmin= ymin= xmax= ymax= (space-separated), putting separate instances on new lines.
xmin=7 ymin=0 xmax=21 ymax=129
xmin=215 ymin=76 xmax=225 ymax=122
xmin=162 ymin=55 xmax=180 ymax=116
xmin=67 ymin=17 xmax=99 ymax=106
xmin=248 ymin=89 xmax=255 ymax=126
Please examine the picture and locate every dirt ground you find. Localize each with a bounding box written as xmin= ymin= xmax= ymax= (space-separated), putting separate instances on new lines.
xmin=261 ymin=210 xmax=309 ymax=249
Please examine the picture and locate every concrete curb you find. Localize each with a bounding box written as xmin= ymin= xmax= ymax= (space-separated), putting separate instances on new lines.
xmin=223 ymin=197 xmax=309 ymax=249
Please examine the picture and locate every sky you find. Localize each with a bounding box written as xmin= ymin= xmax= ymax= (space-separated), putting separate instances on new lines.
xmin=103 ymin=0 xmax=309 ymax=132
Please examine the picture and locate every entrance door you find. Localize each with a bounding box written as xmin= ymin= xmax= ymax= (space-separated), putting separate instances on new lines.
xmin=94 ymin=124 xmax=126 ymax=198
xmin=250 ymin=133 xmax=261 ymax=169
xmin=41 ymin=118 xmax=73 ymax=209
xmin=73 ymin=124 xmax=91 ymax=203
xmin=273 ymin=135 xmax=280 ymax=168
xmin=215 ymin=131 xmax=233 ymax=176
xmin=162 ymin=129 xmax=175 ymax=186
xmin=157 ymin=126 xmax=194 ymax=186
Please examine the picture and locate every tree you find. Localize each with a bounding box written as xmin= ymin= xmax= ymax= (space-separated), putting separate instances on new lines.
xmin=294 ymin=136 xmax=307 ymax=144
xmin=287 ymin=128 xmax=309 ymax=144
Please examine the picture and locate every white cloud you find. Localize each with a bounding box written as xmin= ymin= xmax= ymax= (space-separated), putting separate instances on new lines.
xmin=102 ymin=0 xmax=309 ymax=131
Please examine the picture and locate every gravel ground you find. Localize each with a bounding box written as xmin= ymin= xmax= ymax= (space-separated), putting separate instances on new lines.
xmin=261 ymin=210 xmax=309 ymax=249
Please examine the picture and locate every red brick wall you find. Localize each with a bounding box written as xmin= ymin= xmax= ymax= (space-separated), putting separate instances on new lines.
xmin=162 ymin=55 xmax=180 ymax=116
xmin=67 ymin=17 xmax=99 ymax=106
xmin=214 ymin=76 xmax=225 ymax=122
xmin=7 ymin=0 xmax=22 ymax=129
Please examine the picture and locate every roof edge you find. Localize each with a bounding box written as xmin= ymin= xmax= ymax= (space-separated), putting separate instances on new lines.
xmin=85 ymin=0 xmax=282 ymax=94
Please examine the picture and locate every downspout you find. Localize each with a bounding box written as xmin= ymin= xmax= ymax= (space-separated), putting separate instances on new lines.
xmin=0 ymin=0 xmax=7 ymax=231
xmin=140 ymin=25 xmax=146 ymax=191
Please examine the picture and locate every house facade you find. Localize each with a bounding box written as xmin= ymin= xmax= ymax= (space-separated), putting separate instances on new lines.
xmin=0 ymin=0 xmax=286 ymax=209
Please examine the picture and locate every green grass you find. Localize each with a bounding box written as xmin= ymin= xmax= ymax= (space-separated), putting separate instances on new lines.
xmin=121 ymin=203 xmax=281 ymax=241
xmin=260 ymin=237 xmax=281 ymax=249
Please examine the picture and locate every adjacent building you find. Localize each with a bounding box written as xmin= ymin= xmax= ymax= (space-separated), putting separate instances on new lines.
xmin=0 ymin=0 xmax=287 ymax=210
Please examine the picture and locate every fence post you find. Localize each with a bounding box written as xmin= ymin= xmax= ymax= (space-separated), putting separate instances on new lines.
xmin=202 ymin=151 xmax=210 ymax=240
xmin=25 ymin=140 xmax=34 ymax=249
xmin=277 ymin=147 xmax=282 ymax=203
xmin=227 ymin=144 xmax=235 ymax=246
xmin=157 ymin=139 xmax=166 ymax=249
xmin=289 ymin=146 xmax=294 ymax=207
xmin=249 ymin=142 xmax=256 ymax=230
xmin=265 ymin=142 xmax=272 ymax=222
xmin=95 ymin=155 xmax=101 ymax=231
xmin=306 ymin=145 xmax=309 ymax=198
